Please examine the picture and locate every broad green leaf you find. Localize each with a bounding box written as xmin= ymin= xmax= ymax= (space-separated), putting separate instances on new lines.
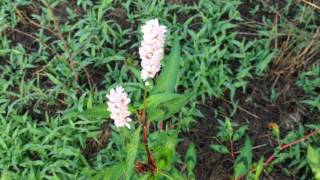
xmin=125 ymin=126 xmax=141 ymax=180
xmin=87 ymin=93 xmax=93 ymax=109
xmin=185 ymin=144 xmax=196 ymax=179
xmin=93 ymin=163 xmax=125 ymax=180
xmin=78 ymin=104 xmax=109 ymax=119
xmin=0 ymin=49 xmax=23 ymax=56
xmin=0 ymin=49 xmax=10 ymax=56
xmin=302 ymin=97 xmax=320 ymax=111
xmin=233 ymin=125 xmax=248 ymax=141
xmin=46 ymin=73 xmax=62 ymax=86
xmin=0 ymin=138 xmax=7 ymax=149
xmin=152 ymin=35 xmax=180 ymax=94
xmin=79 ymin=104 xmax=136 ymax=119
xmin=307 ymin=145 xmax=320 ymax=180
xmin=254 ymin=158 xmax=264 ymax=180
xmin=147 ymin=93 xmax=194 ymax=122
xmin=0 ymin=49 xmax=22 ymax=56
xmin=235 ymin=136 xmax=252 ymax=178
xmin=211 ymin=144 xmax=229 ymax=154
xmin=1 ymin=170 xmax=18 ymax=180
xmin=155 ymin=131 xmax=178 ymax=170
xmin=235 ymin=163 xmax=246 ymax=179
xmin=135 ymin=174 xmax=150 ymax=180
xmin=97 ymin=0 xmax=113 ymax=21
xmin=256 ymin=51 xmax=275 ymax=74
xmin=157 ymin=171 xmax=176 ymax=180
xmin=147 ymin=93 xmax=180 ymax=107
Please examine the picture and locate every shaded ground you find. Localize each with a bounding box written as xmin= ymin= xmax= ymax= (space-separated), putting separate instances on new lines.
xmin=178 ymin=75 xmax=317 ymax=179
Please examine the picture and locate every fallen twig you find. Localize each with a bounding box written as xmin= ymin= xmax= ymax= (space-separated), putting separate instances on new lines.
xmin=222 ymin=98 xmax=261 ymax=120
xmin=41 ymin=0 xmax=78 ymax=83
xmin=300 ymin=0 xmax=320 ymax=10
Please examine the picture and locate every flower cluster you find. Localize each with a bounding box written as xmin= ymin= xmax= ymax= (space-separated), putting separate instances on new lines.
xmin=107 ymin=18 xmax=167 ymax=128
xmin=106 ymin=86 xmax=131 ymax=128
xmin=139 ymin=18 xmax=167 ymax=81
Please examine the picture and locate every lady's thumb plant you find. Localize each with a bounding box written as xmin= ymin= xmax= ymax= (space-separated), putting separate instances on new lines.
xmin=137 ymin=18 xmax=167 ymax=173
xmin=85 ymin=18 xmax=194 ymax=179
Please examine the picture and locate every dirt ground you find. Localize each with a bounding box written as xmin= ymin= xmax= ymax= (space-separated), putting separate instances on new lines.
xmin=178 ymin=75 xmax=319 ymax=179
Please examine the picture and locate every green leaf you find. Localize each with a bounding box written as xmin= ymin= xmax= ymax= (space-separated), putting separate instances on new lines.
xmin=147 ymin=93 xmax=194 ymax=122
xmin=155 ymin=131 xmax=179 ymax=170
xmin=46 ymin=73 xmax=62 ymax=86
xmin=234 ymin=136 xmax=252 ymax=178
xmin=87 ymin=93 xmax=93 ymax=109
xmin=93 ymin=163 xmax=125 ymax=180
xmin=79 ymin=104 xmax=136 ymax=119
xmin=235 ymin=163 xmax=246 ymax=178
xmin=254 ymin=158 xmax=264 ymax=180
xmin=211 ymin=144 xmax=229 ymax=154
xmin=185 ymin=144 xmax=196 ymax=178
xmin=125 ymin=126 xmax=141 ymax=180
xmin=0 ymin=49 xmax=11 ymax=56
xmin=307 ymin=145 xmax=320 ymax=180
xmin=0 ymin=49 xmax=23 ymax=56
xmin=152 ymin=35 xmax=180 ymax=94
xmin=1 ymin=170 xmax=18 ymax=180
xmin=302 ymin=97 xmax=320 ymax=111
xmin=233 ymin=125 xmax=248 ymax=141
xmin=78 ymin=104 xmax=109 ymax=119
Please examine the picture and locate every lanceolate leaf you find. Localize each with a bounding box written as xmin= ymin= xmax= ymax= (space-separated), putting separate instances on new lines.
xmin=234 ymin=136 xmax=252 ymax=178
xmin=147 ymin=93 xmax=194 ymax=122
xmin=78 ymin=104 xmax=110 ymax=119
xmin=233 ymin=125 xmax=248 ymax=141
xmin=211 ymin=144 xmax=229 ymax=154
xmin=156 ymin=131 xmax=179 ymax=170
xmin=254 ymin=158 xmax=264 ymax=180
xmin=125 ymin=126 xmax=141 ymax=180
xmin=185 ymin=144 xmax=197 ymax=178
xmin=307 ymin=145 xmax=320 ymax=180
xmin=152 ymin=35 xmax=181 ymax=94
xmin=93 ymin=163 xmax=125 ymax=180
xmin=78 ymin=104 xmax=136 ymax=119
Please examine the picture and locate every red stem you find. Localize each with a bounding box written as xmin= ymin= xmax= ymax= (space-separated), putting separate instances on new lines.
xmin=230 ymin=140 xmax=235 ymax=160
xmin=236 ymin=127 xmax=320 ymax=180
xmin=159 ymin=121 xmax=164 ymax=131
xmin=264 ymin=127 xmax=320 ymax=166
xmin=140 ymin=86 xmax=156 ymax=173
xmin=143 ymin=121 xmax=153 ymax=165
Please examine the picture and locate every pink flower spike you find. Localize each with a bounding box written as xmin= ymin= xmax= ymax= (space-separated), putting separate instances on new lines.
xmin=106 ymin=86 xmax=131 ymax=129
xmin=139 ymin=18 xmax=167 ymax=81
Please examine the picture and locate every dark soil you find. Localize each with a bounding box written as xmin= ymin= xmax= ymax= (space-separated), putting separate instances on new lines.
xmin=105 ymin=8 xmax=131 ymax=29
xmin=82 ymin=121 xmax=112 ymax=161
xmin=177 ymin=72 xmax=319 ymax=179
xmin=166 ymin=0 xmax=199 ymax=5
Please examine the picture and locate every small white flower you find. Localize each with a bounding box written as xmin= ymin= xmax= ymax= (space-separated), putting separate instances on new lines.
xmin=139 ymin=18 xmax=167 ymax=81
xmin=106 ymin=86 xmax=131 ymax=128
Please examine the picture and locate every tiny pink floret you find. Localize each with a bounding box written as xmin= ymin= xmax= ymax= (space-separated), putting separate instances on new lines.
xmin=139 ymin=18 xmax=167 ymax=81
xmin=106 ymin=86 xmax=131 ymax=128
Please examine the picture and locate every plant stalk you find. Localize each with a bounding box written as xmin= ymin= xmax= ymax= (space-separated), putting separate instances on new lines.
xmin=230 ymin=139 xmax=235 ymax=160
xmin=264 ymin=127 xmax=320 ymax=166
xmin=237 ymin=127 xmax=320 ymax=179
xmin=141 ymin=85 xmax=156 ymax=173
